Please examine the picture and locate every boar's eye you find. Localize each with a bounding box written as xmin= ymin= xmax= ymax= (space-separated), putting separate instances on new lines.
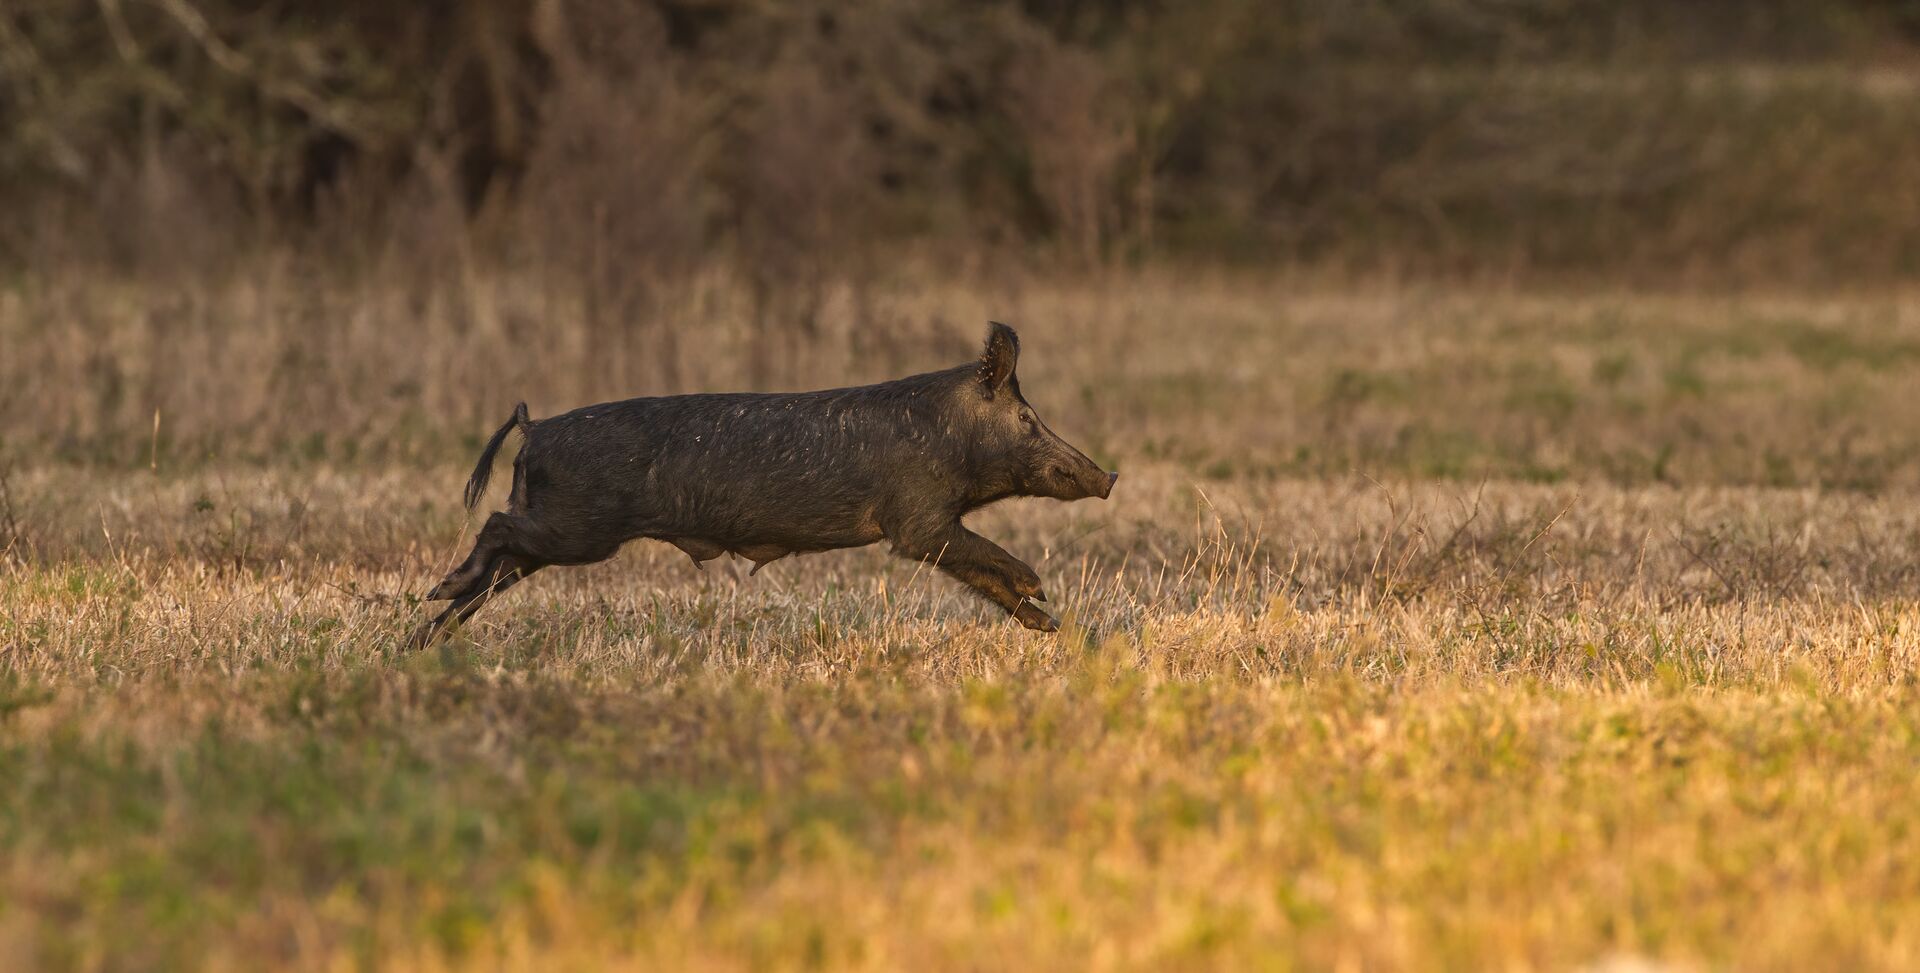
xmin=1019 ymin=411 xmax=1039 ymax=432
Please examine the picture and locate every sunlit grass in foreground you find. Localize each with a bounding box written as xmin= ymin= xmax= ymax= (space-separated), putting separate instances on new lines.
xmin=5 ymin=466 xmax=1920 ymax=970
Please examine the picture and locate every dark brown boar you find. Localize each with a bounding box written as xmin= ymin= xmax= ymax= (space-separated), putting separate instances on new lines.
xmin=411 ymin=322 xmax=1116 ymax=646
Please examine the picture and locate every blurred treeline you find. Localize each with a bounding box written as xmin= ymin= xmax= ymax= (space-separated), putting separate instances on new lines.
xmin=8 ymin=0 xmax=1920 ymax=283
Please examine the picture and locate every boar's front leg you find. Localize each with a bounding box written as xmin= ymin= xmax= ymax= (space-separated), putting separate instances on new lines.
xmin=892 ymin=521 xmax=1058 ymax=632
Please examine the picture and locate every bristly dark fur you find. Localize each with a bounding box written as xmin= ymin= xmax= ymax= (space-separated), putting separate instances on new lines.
xmin=411 ymin=322 xmax=1117 ymax=647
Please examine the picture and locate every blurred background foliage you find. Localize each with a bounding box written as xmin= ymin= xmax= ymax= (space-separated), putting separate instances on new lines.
xmin=8 ymin=0 xmax=1920 ymax=284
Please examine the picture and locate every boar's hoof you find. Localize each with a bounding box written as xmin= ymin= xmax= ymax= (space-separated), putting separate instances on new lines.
xmin=1009 ymin=565 xmax=1044 ymax=600
xmin=1013 ymin=601 xmax=1059 ymax=632
xmin=425 ymin=569 xmax=472 ymax=601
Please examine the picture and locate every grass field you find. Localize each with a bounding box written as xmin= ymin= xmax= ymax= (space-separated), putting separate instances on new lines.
xmin=7 ymin=275 xmax=1920 ymax=970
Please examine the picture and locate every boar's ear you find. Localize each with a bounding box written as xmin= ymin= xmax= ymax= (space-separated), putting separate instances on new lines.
xmin=979 ymin=321 xmax=1020 ymax=395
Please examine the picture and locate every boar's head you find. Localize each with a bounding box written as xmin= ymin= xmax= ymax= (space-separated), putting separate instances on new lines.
xmin=961 ymin=322 xmax=1117 ymax=503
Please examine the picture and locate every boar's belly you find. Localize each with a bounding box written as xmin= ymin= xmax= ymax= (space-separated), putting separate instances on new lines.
xmin=666 ymin=537 xmax=726 ymax=564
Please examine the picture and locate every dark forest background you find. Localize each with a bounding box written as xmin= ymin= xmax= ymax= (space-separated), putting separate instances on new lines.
xmin=9 ymin=0 xmax=1920 ymax=284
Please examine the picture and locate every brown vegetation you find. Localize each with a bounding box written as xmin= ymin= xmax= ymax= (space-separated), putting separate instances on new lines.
xmin=9 ymin=278 xmax=1920 ymax=968
xmin=9 ymin=3 xmax=1920 ymax=970
xmin=13 ymin=270 xmax=1920 ymax=491
xmin=9 ymin=1 xmax=1920 ymax=281
xmin=10 ymin=452 xmax=1920 ymax=969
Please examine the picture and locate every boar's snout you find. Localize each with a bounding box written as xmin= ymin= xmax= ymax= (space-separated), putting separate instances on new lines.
xmin=1051 ymin=453 xmax=1116 ymax=501
xmin=1083 ymin=468 xmax=1117 ymax=500
xmin=1039 ymin=433 xmax=1116 ymax=500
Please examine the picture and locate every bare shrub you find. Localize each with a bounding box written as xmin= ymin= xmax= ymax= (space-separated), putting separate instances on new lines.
xmin=1003 ymin=35 xmax=1133 ymax=267
xmin=723 ymin=49 xmax=875 ymax=387
xmin=507 ymin=1 xmax=714 ymax=394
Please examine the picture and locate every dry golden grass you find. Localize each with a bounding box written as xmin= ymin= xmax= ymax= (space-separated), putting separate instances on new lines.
xmin=7 ymin=274 xmax=1920 ymax=970
xmin=13 ymin=266 xmax=1920 ymax=487
xmin=8 ymin=461 xmax=1920 ymax=971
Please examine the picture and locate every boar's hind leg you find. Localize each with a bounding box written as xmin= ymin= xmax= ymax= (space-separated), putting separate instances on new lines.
xmin=410 ymin=555 xmax=542 ymax=648
xmin=427 ymin=512 xmax=525 ymax=601
xmin=428 ymin=510 xmax=615 ymax=600
xmin=892 ymin=524 xmax=1058 ymax=633
xmin=415 ymin=507 xmax=591 ymax=647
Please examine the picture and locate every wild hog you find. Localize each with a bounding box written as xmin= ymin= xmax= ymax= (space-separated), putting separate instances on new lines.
xmin=411 ymin=322 xmax=1116 ymax=647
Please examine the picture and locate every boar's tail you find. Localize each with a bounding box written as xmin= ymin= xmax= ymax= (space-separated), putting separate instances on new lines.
xmin=463 ymin=402 xmax=530 ymax=512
